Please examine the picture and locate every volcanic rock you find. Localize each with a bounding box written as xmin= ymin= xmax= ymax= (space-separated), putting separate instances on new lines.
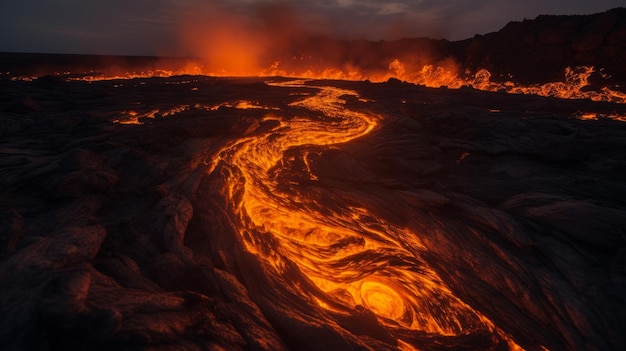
xmin=0 ymin=66 xmax=625 ymax=351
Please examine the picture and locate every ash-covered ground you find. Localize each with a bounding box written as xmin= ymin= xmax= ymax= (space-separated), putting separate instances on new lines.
xmin=1 ymin=74 xmax=625 ymax=351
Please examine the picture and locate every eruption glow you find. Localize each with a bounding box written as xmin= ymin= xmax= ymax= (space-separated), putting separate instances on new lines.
xmin=48 ymin=60 xmax=625 ymax=105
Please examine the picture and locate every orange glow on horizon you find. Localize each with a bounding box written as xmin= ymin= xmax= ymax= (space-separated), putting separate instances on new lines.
xmin=16 ymin=0 xmax=620 ymax=106
xmin=8 ymin=0 xmax=625 ymax=106
xmin=54 ymin=60 xmax=626 ymax=106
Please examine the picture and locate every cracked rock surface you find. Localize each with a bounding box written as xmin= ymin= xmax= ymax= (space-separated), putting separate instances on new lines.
xmin=0 ymin=72 xmax=625 ymax=351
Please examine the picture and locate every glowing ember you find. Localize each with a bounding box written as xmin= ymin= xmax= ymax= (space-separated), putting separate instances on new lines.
xmin=112 ymin=105 xmax=191 ymax=124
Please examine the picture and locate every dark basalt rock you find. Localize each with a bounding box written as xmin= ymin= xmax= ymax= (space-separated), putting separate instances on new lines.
xmin=457 ymin=8 xmax=626 ymax=85
xmin=0 ymin=68 xmax=625 ymax=350
xmin=0 ymin=209 xmax=23 ymax=254
xmin=55 ymin=149 xmax=119 ymax=198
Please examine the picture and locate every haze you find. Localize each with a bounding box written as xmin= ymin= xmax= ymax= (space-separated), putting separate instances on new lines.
xmin=0 ymin=0 xmax=623 ymax=55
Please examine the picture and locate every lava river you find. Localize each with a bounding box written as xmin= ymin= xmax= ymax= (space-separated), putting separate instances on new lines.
xmin=207 ymin=80 xmax=523 ymax=350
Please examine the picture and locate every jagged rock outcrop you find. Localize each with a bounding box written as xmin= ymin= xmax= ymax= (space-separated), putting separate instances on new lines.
xmin=456 ymin=7 xmax=626 ymax=84
xmin=2 ymin=8 xmax=626 ymax=87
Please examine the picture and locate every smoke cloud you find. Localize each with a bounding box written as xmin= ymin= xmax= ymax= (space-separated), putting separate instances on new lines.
xmin=0 ymin=0 xmax=623 ymax=56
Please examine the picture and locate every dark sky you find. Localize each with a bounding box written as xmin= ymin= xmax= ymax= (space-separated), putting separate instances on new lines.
xmin=0 ymin=0 xmax=624 ymax=55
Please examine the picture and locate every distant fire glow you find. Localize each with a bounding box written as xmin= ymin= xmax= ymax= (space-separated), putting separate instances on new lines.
xmin=6 ymin=4 xmax=626 ymax=106
xmin=14 ymin=61 xmax=624 ymax=105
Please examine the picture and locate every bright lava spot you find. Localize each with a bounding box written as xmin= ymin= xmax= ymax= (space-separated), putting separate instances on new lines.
xmin=359 ymin=281 xmax=404 ymax=320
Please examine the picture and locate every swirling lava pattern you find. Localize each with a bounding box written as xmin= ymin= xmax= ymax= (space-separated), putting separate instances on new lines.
xmin=209 ymin=80 xmax=523 ymax=349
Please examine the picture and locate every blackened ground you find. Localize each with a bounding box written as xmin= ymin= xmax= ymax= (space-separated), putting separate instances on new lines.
xmin=0 ymin=75 xmax=625 ymax=351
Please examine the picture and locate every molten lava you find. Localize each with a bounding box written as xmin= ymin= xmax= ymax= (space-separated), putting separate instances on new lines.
xmin=44 ymin=60 xmax=625 ymax=106
xmin=207 ymin=80 xmax=525 ymax=348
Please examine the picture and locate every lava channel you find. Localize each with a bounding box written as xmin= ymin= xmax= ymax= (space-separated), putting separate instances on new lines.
xmin=208 ymin=80 xmax=524 ymax=350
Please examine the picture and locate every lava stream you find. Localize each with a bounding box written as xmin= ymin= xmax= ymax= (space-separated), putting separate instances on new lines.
xmin=209 ymin=80 xmax=523 ymax=349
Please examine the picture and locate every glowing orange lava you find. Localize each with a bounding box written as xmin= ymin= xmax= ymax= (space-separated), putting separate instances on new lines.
xmin=53 ymin=61 xmax=626 ymax=106
xmin=208 ymin=80 xmax=526 ymax=349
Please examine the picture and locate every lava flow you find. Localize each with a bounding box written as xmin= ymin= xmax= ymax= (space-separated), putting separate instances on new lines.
xmin=42 ymin=62 xmax=625 ymax=105
xmin=208 ymin=80 xmax=523 ymax=349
